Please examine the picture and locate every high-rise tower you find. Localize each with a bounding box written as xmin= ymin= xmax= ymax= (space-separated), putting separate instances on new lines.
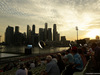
xmin=31 ymin=24 xmax=35 ymax=46
xmin=15 ymin=26 xmax=19 ymax=33
xmin=39 ymin=28 xmax=44 ymax=41
xmin=32 ymin=24 xmax=35 ymax=35
xmin=44 ymin=23 xmax=48 ymax=41
xmin=5 ymin=26 xmax=14 ymax=45
xmin=48 ymin=28 xmax=52 ymax=41
xmin=27 ymin=25 xmax=31 ymax=44
xmin=53 ymin=24 xmax=57 ymax=41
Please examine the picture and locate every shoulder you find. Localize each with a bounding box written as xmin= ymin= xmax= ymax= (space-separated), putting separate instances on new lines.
xmin=69 ymin=53 xmax=73 ymax=56
xmin=16 ymin=69 xmax=24 ymax=74
xmin=16 ymin=69 xmax=21 ymax=72
xmin=74 ymin=53 xmax=81 ymax=58
xmin=67 ymin=53 xmax=73 ymax=57
xmin=47 ymin=61 xmax=53 ymax=66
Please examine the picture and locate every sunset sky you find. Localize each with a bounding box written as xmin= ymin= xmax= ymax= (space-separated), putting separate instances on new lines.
xmin=0 ymin=0 xmax=100 ymax=42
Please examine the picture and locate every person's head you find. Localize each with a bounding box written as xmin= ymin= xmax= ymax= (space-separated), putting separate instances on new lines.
xmin=72 ymin=46 xmax=78 ymax=54
xmin=91 ymin=43 xmax=97 ymax=49
xmin=51 ymin=54 xmax=57 ymax=58
xmin=57 ymin=55 xmax=62 ymax=61
xmin=66 ymin=50 xmax=70 ymax=54
xmin=61 ymin=52 xmax=65 ymax=56
xmin=19 ymin=63 xmax=25 ymax=70
xmin=82 ymin=47 xmax=87 ymax=52
xmin=57 ymin=53 xmax=61 ymax=56
xmin=78 ymin=48 xmax=83 ymax=54
xmin=46 ymin=55 xmax=52 ymax=63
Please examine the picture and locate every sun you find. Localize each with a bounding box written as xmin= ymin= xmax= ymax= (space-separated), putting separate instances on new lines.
xmin=86 ymin=29 xmax=100 ymax=39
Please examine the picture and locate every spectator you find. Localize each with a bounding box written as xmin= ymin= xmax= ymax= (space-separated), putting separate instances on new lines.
xmin=91 ymin=43 xmax=97 ymax=51
xmin=82 ymin=47 xmax=90 ymax=61
xmin=44 ymin=55 xmax=60 ymax=75
xmin=30 ymin=61 xmax=35 ymax=69
xmin=61 ymin=52 xmax=66 ymax=59
xmin=61 ymin=52 xmax=67 ymax=64
xmin=57 ymin=55 xmax=65 ymax=74
xmin=65 ymin=46 xmax=83 ymax=75
xmin=78 ymin=48 xmax=87 ymax=68
xmin=16 ymin=63 xmax=26 ymax=75
xmin=41 ymin=58 xmax=46 ymax=66
xmin=72 ymin=47 xmax=83 ymax=72
xmin=94 ymin=42 xmax=100 ymax=72
xmin=64 ymin=50 xmax=74 ymax=75
xmin=51 ymin=54 xmax=57 ymax=63
xmin=64 ymin=50 xmax=74 ymax=65
xmin=35 ymin=57 xmax=41 ymax=67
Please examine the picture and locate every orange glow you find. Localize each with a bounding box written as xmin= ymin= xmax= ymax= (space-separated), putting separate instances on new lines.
xmin=86 ymin=29 xmax=100 ymax=39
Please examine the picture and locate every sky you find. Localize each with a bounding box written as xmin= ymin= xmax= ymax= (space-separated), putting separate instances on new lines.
xmin=0 ymin=0 xmax=100 ymax=42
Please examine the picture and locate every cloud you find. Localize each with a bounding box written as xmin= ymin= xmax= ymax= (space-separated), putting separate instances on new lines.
xmin=0 ymin=0 xmax=100 ymax=41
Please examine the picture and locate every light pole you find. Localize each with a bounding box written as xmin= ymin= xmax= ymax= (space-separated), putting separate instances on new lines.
xmin=76 ymin=26 xmax=78 ymax=45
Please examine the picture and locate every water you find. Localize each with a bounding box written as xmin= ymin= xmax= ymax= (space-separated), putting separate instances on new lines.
xmin=0 ymin=53 xmax=19 ymax=58
xmin=0 ymin=46 xmax=69 ymax=58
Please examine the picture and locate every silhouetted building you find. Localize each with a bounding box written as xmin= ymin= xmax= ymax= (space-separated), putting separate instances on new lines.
xmin=53 ymin=24 xmax=60 ymax=42
xmin=15 ymin=26 xmax=19 ymax=33
xmin=61 ymin=36 xmax=66 ymax=42
xmin=88 ymin=39 xmax=100 ymax=46
xmin=47 ymin=28 xmax=52 ymax=41
xmin=14 ymin=26 xmax=26 ymax=45
xmin=5 ymin=26 xmax=14 ymax=45
xmin=4 ymin=23 xmax=67 ymax=47
xmin=44 ymin=23 xmax=48 ymax=41
xmin=77 ymin=39 xmax=86 ymax=46
xmin=27 ymin=25 xmax=31 ymax=44
xmin=32 ymin=24 xmax=35 ymax=35
xmin=53 ymin=24 xmax=57 ymax=41
xmin=23 ymin=32 xmax=27 ymax=44
xmin=56 ymin=32 xmax=60 ymax=41
xmin=34 ymin=34 xmax=39 ymax=46
xmin=31 ymin=24 xmax=36 ymax=46
xmin=84 ymin=38 xmax=90 ymax=43
xmin=39 ymin=28 xmax=44 ymax=41
xmin=14 ymin=26 xmax=20 ymax=45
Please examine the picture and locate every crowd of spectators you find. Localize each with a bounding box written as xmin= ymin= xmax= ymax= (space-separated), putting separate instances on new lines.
xmin=0 ymin=42 xmax=100 ymax=75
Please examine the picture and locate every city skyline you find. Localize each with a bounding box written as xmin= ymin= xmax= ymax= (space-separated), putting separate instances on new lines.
xmin=0 ymin=0 xmax=100 ymax=41
xmin=5 ymin=23 xmax=68 ymax=46
xmin=5 ymin=23 xmax=60 ymax=41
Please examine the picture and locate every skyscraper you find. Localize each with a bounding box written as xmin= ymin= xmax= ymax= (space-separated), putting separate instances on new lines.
xmin=15 ymin=26 xmax=19 ymax=33
xmin=27 ymin=25 xmax=31 ymax=44
xmin=39 ymin=28 xmax=44 ymax=41
xmin=5 ymin=26 xmax=14 ymax=45
xmin=31 ymin=24 xmax=35 ymax=46
xmin=44 ymin=23 xmax=48 ymax=41
xmin=48 ymin=28 xmax=52 ymax=41
xmin=56 ymin=33 xmax=60 ymax=41
xmin=14 ymin=26 xmax=20 ymax=45
xmin=53 ymin=24 xmax=57 ymax=41
xmin=14 ymin=26 xmax=25 ymax=45
xmin=32 ymin=24 xmax=35 ymax=35
xmin=34 ymin=34 xmax=39 ymax=46
xmin=61 ymin=36 xmax=66 ymax=42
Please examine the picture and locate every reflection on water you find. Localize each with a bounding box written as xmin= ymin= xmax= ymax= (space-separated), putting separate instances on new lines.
xmin=0 ymin=46 xmax=26 ymax=53
xmin=0 ymin=53 xmax=19 ymax=58
xmin=0 ymin=46 xmax=69 ymax=58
